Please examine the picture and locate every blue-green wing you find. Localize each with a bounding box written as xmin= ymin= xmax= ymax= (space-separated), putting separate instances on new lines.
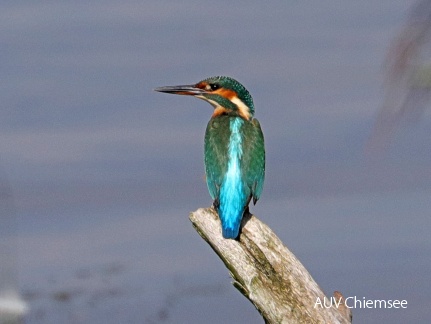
xmin=204 ymin=117 xmax=231 ymax=203
xmin=241 ymin=118 xmax=265 ymax=204
xmin=204 ymin=116 xmax=265 ymax=206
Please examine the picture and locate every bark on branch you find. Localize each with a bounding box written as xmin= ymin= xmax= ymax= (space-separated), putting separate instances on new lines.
xmin=189 ymin=207 xmax=352 ymax=324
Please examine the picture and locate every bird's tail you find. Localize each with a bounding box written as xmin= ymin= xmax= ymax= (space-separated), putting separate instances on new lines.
xmin=217 ymin=174 xmax=250 ymax=239
xmin=218 ymin=204 xmax=244 ymax=239
xmin=221 ymin=224 xmax=240 ymax=239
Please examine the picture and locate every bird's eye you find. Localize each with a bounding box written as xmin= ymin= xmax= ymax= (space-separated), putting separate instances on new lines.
xmin=206 ymin=83 xmax=220 ymax=91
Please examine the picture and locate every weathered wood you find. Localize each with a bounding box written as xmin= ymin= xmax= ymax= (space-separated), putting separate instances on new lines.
xmin=189 ymin=207 xmax=352 ymax=324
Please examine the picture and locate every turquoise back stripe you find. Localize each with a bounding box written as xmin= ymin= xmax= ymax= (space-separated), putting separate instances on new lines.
xmin=219 ymin=117 xmax=245 ymax=238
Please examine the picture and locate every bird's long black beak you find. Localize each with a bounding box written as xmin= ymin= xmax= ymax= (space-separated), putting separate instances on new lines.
xmin=154 ymin=85 xmax=206 ymax=96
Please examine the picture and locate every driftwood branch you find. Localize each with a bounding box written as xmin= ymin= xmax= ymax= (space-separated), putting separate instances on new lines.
xmin=189 ymin=207 xmax=352 ymax=324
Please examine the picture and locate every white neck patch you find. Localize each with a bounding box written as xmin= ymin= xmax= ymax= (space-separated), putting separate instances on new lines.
xmin=231 ymin=96 xmax=251 ymax=120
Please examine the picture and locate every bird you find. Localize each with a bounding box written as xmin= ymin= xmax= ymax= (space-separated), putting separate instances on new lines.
xmin=155 ymin=76 xmax=265 ymax=239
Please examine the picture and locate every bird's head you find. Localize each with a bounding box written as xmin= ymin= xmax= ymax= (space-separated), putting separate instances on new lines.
xmin=154 ymin=76 xmax=255 ymax=120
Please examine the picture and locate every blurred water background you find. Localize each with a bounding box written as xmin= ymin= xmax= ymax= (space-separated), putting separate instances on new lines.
xmin=1 ymin=1 xmax=430 ymax=323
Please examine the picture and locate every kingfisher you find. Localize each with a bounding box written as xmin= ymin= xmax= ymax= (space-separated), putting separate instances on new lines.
xmin=155 ymin=76 xmax=265 ymax=239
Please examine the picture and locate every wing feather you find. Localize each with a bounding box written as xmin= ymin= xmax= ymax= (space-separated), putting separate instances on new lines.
xmin=241 ymin=118 xmax=265 ymax=205
xmin=204 ymin=116 xmax=230 ymax=203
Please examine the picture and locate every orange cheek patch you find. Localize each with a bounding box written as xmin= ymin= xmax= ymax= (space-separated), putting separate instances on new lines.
xmin=195 ymin=81 xmax=208 ymax=89
xmin=214 ymin=88 xmax=236 ymax=100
